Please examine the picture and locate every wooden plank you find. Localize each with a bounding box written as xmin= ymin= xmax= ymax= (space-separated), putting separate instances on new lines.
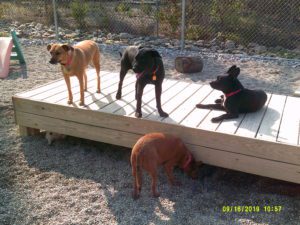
xmin=100 ymin=84 xmax=154 ymax=113
xmin=86 ymin=75 xmax=137 ymax=110
xmin=13 ymin=97 xmax=300 ymax=165
xmin=256 ymin=94 xmax=286 ymax=141
xmin=235 ymin=94 xmax=272 ymax=138
xmin=53 ymin=72 xmax=123 ymax=105
xmin=36 ymin=71 xmax=114 ymax=102
xmin=114 ymin=79 xmax=179 ymax=116
xmin=139 ymin=82 xmax=189 ymax=120
xmin=19 ymin=126 xmax=40 ymax=136
xmin=16 ymin=111 xmax=140 ymax=148
xmin=14 ymin=111 xmax=300 ymax=184
xmin=162 ymin=84 xmax=204 ymax=124
xmin=188 ymin=144 xmax=300 ymax=184
xmin=179 ymin=85 xmax=214 ymax=127
xmin=277 ymin=96 xmax=300 ymax=145
xmin=16 ymin=69 xmax=98 ymax=98
xmin=216 ymin=114 xmax=246 ymax=134
xmin=145 ymin=82 xmax=199 ymax=121
xmin=197 ymin=90 xmax=224 ymax=130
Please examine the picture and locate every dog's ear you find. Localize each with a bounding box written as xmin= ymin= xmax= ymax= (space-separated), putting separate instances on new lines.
xmin=47 ymin=44 xmax=52 ymax=51
xmin=61 ymin=44 xmax=74 ymax=52
xmin=227 ymin=65 xmax=240 ymax=78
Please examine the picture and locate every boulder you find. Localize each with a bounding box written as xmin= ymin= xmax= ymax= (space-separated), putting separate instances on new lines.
xmin=175 ymin=56 xmax=203 ymax=73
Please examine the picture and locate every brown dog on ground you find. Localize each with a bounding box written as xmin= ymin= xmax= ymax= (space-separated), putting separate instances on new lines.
xmin=47 ymin=40 xmax=100 ymax=106
xmin=131 ymin=133 xmax=201 ymax=199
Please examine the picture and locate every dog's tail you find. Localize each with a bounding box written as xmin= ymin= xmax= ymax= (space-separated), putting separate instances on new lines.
xmin=135 ymin=153 xmax=142 ymax=191
xmin=131 ymin=149 xmax=143 ymax=198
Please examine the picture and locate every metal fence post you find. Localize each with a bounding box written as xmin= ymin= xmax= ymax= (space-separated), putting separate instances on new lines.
xmin=180 ymin=0 xmax=186 ymax=51
xmin=52 ymin=0 xmax=59 ymax=40
xmin=156 ymin=0 xmax=159 ymax=37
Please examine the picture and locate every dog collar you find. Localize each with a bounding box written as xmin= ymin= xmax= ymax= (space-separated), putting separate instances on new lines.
xmin=182 ymin=152 xmax=192 ymax=171
xmin=61 ymin=53 xmax=73 ymax=66
xmin=152 ymin=66 xmax=159 ymax=81
xmin=225 ymin=89 xmax=242 ymax=98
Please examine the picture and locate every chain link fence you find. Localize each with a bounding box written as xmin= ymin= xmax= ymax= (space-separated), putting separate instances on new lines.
xmin=1 ymin=0 xmax=300 ymax=50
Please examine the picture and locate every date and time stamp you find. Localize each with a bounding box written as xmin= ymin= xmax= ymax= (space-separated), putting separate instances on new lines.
xmin=222 ymin=205 xmax=283 ymax=213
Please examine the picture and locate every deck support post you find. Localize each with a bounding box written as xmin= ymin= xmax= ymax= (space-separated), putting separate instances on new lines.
xmin=19 ymin=126 xmax=40 ymax=136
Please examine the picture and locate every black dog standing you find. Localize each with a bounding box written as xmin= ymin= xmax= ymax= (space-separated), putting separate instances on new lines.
xmin=116 ymin=46 xmax=168 ymax=118
xmin=196 ymin=65 xmax=267 ymax=123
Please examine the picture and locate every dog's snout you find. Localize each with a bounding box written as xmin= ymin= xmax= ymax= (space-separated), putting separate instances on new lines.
xmin=49 ymin=58 xmax=57 ymax=64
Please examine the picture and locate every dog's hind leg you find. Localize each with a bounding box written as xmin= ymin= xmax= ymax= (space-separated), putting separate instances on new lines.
xmin=132 ymin=154 xmax=143 ymax=199
xmin=149 ymin=170 xmax=160 ymax=198
xmin=116 ymin=65 xmax=130 ymax=100
xmin=135 ymin=82 xmax=146 ymax=118
xmin=155 ymin=84 xmax=169 ymax=117
xmin=93 ymin=50 xmax=101 ymax=93
xmin=83 ymin=71 xmax=87 ymax=91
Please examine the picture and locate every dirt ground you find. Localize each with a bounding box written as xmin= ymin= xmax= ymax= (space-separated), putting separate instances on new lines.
xmin=0 ymin=44 xmax=299 ymax=225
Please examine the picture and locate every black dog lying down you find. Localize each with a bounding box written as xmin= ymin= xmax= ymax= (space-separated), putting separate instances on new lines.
xmin=116 ymin=46 xmax=168 ymax=118
xmin=196 ymin=65 xmax=267 ymax=123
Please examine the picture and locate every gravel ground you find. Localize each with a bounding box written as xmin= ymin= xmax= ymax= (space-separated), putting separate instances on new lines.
xmin=0 ymin=41 xmax=299 ymax=225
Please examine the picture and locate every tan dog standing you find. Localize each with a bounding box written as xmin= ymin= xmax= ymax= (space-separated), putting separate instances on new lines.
xmin=47 ymin=40 xmax=100 ymax=106
xmin=131 ymin=133 xmax=201 ymax=199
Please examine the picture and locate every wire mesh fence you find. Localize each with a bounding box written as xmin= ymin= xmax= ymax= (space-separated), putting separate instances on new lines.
xmin=1 ymin=0 xmax=300 ymax=50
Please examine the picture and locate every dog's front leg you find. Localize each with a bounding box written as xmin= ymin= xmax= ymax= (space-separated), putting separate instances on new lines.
xmin=63 ymin=74 xmax=73 ymax=104
xmin=196 ymin=103 xmax=225 ymax=111
xmin=83 ymin=71 xmax=87 ymax=91
xmin=164 ymin=164 xmax=181 ymax=186
xmin=215 ymin=95 xmax=224 ymax=104
xmin=150 ymin=171 xmax=160 ymax=198
xmin=211 ymin=113 xmax=239 ymax=123
xmin=135 ymin=82 xmax=146 ymax=118
xmin=78 ymin=76 xmax=85 ymax=106
xmin=155 ymin=84 xmax=169 ymax=117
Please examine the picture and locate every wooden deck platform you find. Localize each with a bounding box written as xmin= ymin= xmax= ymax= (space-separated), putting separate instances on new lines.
xmin=13 ymin=70 xmax=300 ymax=184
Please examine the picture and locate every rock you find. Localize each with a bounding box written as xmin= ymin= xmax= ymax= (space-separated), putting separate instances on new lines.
xmin=225 ymin=40 xmax=235 ymax=50
xmin=248 ymin=42 xmax=259 ymax=48
xmin=175 ymin=56 xmax=204 ymax=73
xmin=35 ymin=23 xmax=43 ymax=30
xmin=119 ymin=32 xmax=132 ymax=39
xmin=254 ymin=45 xmax=267 ymax=54
xmin=64 ymin=33 xmax=78 ymax=39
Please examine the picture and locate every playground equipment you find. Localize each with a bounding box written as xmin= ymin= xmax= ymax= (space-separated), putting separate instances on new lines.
xmin=0 ymin=30 xmax=26 ymax=78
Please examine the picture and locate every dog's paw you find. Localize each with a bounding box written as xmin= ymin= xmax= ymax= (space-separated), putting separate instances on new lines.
xmin=196 ymin=104 xmax=208 ymax=109
xmin=152 ymin=192 xmax=160 ymax=198
xmin=79 ymin=101 xmax=85 ymax=106
xmin=116 ymin=92 xmax=122 ymax=100
xmin=132 ymin=192 xmax=140 ymax=200
xmin=67 ymin=100 xmax=73 ymax=105
xmin=215 ymin=99 xmax=223 ymax=104
xmin=159 ymin=111 xmax=169 ymax=118
xmin=135 ymin=111 xmax=142 ymax=118
xmin=96 ymin=89 xmax=101 ymax=94
xmin=211 ymin=117 xmax=222 ymax=123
